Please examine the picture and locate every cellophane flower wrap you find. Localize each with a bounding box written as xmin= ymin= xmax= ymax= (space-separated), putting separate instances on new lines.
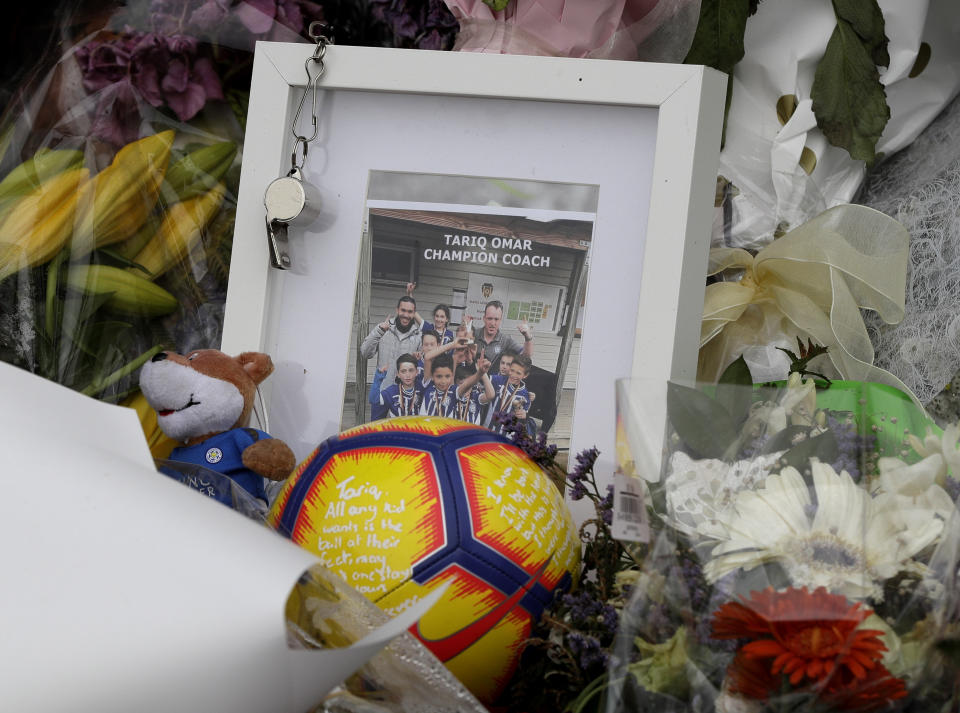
xmin=442 ymin=0 xmax=702 ymax=61
xmin=0 ymin=1 xmax=461 ymax=429
xmin=604 ymin=362 xmax=960 ymax=713
xmin=0 ymin=0 xmax=343 ymax=432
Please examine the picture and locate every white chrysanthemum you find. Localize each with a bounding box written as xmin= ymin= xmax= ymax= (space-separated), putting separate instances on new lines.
xmin=703 ymin=461 xmax=943 ymax=599
xmin=877 ymin=455 xmax=957 ymax=522
xmin=905 ymin=423 xmax=960 ymax=484
xmin=739 ymin=372 xmax=818 ymax=440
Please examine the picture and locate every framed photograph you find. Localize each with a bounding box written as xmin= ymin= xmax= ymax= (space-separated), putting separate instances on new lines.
xmin=346 ymin=172 xmax=597 ymax=450
xmin=221 ymin=43 xmax=725 ymax=482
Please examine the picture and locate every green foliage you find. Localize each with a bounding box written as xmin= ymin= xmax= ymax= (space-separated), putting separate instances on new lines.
xmin=667 ymin=382 xmax=739 ymax=459
xmin=716 ymin=354 xmax=753 ymax=425
xmin=684 ymin=0 xmax=762 ymax=144
xmin=832 ymin=0 xmax=889 ymax=67
xmin=776 ymin=337 xmax=832 ymax=384
xmin=777 ymin=429 xmax=839 ymax=472
xmin=811 ymin=0 xmax=890 ymax=165
xmin=683 ymin=0 xmax=757 ymax=74
xmin=483 ymin=0 xmax=511 ymax=9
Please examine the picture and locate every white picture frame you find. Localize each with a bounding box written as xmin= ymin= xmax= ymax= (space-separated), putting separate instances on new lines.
xmin=222 ymin=42 xmax=725 ymax=484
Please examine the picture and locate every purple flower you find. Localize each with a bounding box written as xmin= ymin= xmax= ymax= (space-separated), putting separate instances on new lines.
xmin=76 ymin=29 xmax=225 ymax=141
xmin=368 ymin=0 xmax=458 ymax=50
xmin=568 ymin=447 xmax=599 ymax=484
xmin=87 ymin=81 xmax=144 ymax=146
xmin=189 ymin=0 xmax=231 ymax=31
xmin=947 ymin=476 xmax=960 ymax=503
xmin=75 ymin=36 xmax=136 ymax=91
xmin=599 ymin=483 xmax=614 ymax=524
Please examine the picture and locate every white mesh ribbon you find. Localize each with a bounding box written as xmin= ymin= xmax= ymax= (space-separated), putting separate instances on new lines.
xmin=699 ymin=204 xmax=917 ymax=402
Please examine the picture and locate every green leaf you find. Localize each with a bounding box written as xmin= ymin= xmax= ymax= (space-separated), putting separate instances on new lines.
xmin=59 ymin=291 xmax=116 ymax=360
xmin=716 ymin=355 xmax=754 ymax=426
xmin=482 ymin=0 xmax=510 ymax=9
xmin=226 ymin=89 xmax=249 ymax=134
xmin=684 ymin=0 xmax=755 ymax=147
xmin=96 ymin=247 xmax=152 ymax=274
xmin=667 ymin=382 xmax=739 ymax=459
xmin=779 ymin=429 xmax=839 ymax=471
xmin=718 ymin=354 xmax=753 ymax=387
xmin=761 ymin=425 xmax=809 ymax=454
xmin=811 ymin=19 xmax=890 ymax=165
xmin=832 ymin=0 xmax=888 ymax=67
xmin=684 ymin=0 xmax=753 ymax=74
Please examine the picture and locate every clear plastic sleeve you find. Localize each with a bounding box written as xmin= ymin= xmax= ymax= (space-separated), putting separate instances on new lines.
xmin=602 ymin=374 xmax=960 ymax=712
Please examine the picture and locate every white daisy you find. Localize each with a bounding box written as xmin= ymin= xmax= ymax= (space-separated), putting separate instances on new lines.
xmin=703 ymin=461 xmax=943 ymax=600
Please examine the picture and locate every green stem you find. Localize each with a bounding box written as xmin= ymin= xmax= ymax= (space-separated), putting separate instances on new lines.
xmin=567 ymin=672 xmax=622 ymax=713
xmin=44 ymin=249 xmax=65 ymax=340
xmin=81 ymin=344 xmax=163 ymax=397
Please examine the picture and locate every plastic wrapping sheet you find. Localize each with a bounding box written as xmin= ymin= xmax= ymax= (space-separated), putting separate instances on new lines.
xmin=603 ymin=377 xmax=960 ymax=712
xmin=0 ymin=360 xmax=466 ymax=713
xmin=444 ymin=0 xmax=702 ymax=61
xmin=716 ymin=0 xmax=960 ymax=250
xmin=0 ymin=113 xmax=239 ymax=403
xmin=0 ymin=0 xmax=334 ymax=404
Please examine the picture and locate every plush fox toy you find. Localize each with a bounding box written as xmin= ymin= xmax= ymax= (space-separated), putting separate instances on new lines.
xmin=139 ymin=349 xmax=296 ymax=503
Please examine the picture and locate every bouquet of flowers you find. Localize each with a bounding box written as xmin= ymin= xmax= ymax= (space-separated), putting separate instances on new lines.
xmin=0 ymin=0 xmax=460 ymax=404
xmin=599 ymin=347 xmax=960 ymax=712
xmin=500 ymin=345 xmax=960 ymax=713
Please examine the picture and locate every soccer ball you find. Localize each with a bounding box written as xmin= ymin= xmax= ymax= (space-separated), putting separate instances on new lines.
xmin=268 ymin=416 xmax=581 ymax=702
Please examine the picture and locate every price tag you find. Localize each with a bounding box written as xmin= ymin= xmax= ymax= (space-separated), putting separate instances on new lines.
xmin=610 ymin=472 xmax=649 ymax=543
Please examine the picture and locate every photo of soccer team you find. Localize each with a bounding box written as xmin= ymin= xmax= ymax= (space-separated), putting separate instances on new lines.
xmin=341 ymin=171 xmax=598 ymax=450
xmin=361 ymin=288 xmax=539 ymax=436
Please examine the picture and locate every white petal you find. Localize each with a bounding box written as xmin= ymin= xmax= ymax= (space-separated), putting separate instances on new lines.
xmin=879 ymin=455 xmax=945 ymax=496
xmin=810 ymin=462 xmax=868 ymax=543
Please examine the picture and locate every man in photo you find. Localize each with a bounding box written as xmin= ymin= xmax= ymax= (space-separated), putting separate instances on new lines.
xmin=360 ymin=295 xmax=422 ymax=385
xmin=472 ymin=299 xmax=533 ymax=375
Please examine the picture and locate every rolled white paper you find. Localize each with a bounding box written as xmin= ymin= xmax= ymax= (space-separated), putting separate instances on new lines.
xmin=0 ymin=360 xmax=444 ymax=712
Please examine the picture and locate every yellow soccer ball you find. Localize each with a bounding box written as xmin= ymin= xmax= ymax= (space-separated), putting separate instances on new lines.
xmin=268 ymin=416 xmax=581 ymax=703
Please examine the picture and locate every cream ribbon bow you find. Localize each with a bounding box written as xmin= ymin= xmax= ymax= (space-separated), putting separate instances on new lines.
xmin=699 ymin=204 xmax=913 ymax=397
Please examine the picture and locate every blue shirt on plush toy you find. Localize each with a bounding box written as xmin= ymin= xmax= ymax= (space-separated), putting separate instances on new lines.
xmin=169 ymin=428 xmax=272 ymax=504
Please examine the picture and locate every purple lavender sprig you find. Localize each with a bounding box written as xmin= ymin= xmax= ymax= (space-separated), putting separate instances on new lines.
xmin=492 ymin=411 xmax=564 ymax=489
xmin=826 ymin=411 xmax=877 ymax=482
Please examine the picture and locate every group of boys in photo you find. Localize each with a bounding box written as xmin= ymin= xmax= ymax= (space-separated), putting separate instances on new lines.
xmin=360 ymin=283 xmax=538 ymax=435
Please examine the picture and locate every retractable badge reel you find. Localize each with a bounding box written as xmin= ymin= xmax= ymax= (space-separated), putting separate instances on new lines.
xmin=264 ymin=23 xmax=329 ymax=269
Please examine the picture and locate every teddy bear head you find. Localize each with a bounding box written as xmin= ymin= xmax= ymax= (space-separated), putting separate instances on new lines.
xmin=139 ymin=349 xmax=273 ymax=445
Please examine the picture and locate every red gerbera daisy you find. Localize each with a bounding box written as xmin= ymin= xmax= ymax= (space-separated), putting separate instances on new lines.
xmin=822 ymin=663 xmax=909 ymax=711
xmin=712 ymin=587 xmax=907 ymax=709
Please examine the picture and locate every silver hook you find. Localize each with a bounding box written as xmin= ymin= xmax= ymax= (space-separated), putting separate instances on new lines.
xmin=291 ymin=137 xmax=308 ymax=171
xmin=290 ymin=28 xmax=329 ymax=152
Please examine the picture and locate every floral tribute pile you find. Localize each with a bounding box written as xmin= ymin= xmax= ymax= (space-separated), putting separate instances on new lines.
xmin=0 ymin=0 xmax=458 ymax=420
xmin=498 ymin=346 xmax=960 ymax=713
